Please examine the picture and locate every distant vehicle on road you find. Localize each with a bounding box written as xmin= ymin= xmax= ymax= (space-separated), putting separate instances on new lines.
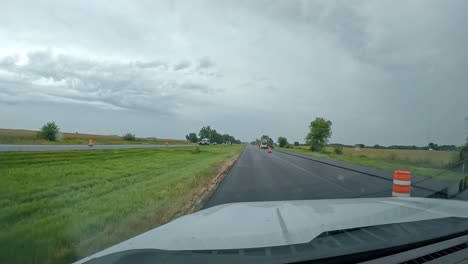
xmin=199 ymin=138 xmax=210 ymax=145
xmin=260 ymin=139 xmax=268 ymax=149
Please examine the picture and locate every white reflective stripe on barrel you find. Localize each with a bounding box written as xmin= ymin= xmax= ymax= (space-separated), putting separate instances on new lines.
xmin=393 ymin=180 xmax=411 ymax=186
xmin=392 ymin=192 xmax=410 ymax=197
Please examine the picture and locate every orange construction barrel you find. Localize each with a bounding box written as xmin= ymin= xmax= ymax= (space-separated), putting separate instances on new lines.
xmin=392 ymin=169 xmax=411 ymax=197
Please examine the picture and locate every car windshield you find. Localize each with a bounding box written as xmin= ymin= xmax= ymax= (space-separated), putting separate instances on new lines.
xmin=0 ymin=1 xmax=467 ymax=264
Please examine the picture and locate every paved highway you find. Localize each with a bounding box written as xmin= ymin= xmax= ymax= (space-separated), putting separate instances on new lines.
xmin=0 ymin=144 xmax=193 ymax=152
xmin=205 ymin=145 xmax=456 ymax=208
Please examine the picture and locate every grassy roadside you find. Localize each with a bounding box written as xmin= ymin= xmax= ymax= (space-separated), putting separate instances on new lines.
xmin=278 ymin=147 xmax=466 ymax=182
xmin=0 ymin=145 xmax=244 ymax=264
xmin=0 ymin=128 xmax=190 ymax=145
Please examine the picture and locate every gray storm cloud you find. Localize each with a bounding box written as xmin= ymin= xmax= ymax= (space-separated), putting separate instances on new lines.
xmin=0 ymin=51 xmax=217 ymax=113
xmin=0 ymin=0 xmax=467 ymax=144
xmin=197 ymin=57 xmax=214 ymax=70
xmin=173 ymin=60 xmax=191 ymax=71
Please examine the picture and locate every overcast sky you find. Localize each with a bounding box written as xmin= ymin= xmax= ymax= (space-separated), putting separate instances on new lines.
xmin=0 ymin=0 xmax=467 ymax=145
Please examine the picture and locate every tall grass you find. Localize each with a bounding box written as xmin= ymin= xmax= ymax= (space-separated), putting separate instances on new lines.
xmin=290 ymin=146 xmax=457 ymax=169
xmin=280 ymin=147 xmax=466 ymax=181
xmin=323 ymin=147 xmax=458 ymax=168
xmin=0 ymin=145 xmax=243 ymax=264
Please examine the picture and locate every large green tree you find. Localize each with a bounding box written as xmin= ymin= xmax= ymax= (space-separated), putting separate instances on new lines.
xmin=185 ymin=133 xmax=198 ymax=143
xmin=305 ymin=117 xmax=332 ymax=151
xmin=211 ymin=130 xmax=223 ymax=144
xmin=278 ymin=136 xmax=288 ymax=147
xmin=198 ymin=126 xmax=213 ymax=140
xmin=37 ymin=121 xmax=60 ymax=141
xmin=122 ymin=133 xmax=136 ymax=141
xmin=428 ymin=142 xmax=439 ymax=150
xmin=222 ymin=134 xmax=235 ymax=144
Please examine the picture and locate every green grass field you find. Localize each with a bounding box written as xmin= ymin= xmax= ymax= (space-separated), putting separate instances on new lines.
xmin=0 ymin=145 xmax=243 ymax=264
xmin=0 ymin=128 xmax=190 ymax=145
xmin=279 ymin=147 xmax=466 ymax=182
xmin=323 ymin=146 xmax=458 ymax=168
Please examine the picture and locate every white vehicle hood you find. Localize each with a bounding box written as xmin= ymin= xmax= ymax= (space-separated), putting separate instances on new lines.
xmin=76 ymin=197 xmax=468 ymax=263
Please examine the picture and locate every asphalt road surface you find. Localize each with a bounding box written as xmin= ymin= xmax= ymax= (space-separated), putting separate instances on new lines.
xmin=204 ymin=145 xmax=454 ymax=208
xmin=0 ymin=144 xmax=192 ymax=152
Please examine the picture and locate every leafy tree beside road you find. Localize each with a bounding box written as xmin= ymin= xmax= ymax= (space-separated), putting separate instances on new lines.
xmin=122 ymin=133 xmax=136 ymax=141
xmin=428 ymin=142 xmax=439 ymax=150
xmin=222 ymin=134 xmax=236 ymax=144
xmin=185 ymin=133 xmax=198 ymax=143
xmin=278 ymin=136 xmax=288 ymax=147
xmin=305 ymin=117 xmax=332 ymax=151
xmin=195 ymin=126 xmax=241 ymax=144
xmin=199 ymin=126 xmax=214 ymax=140
xmin=37 ymin=122 xmax=60 ymax=141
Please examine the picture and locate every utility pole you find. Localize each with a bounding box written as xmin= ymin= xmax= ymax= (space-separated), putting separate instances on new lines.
xmin=464 ymin=117 xmax=468 ymax=173
xmin=465 ymin=117 xmax=468 ymax=145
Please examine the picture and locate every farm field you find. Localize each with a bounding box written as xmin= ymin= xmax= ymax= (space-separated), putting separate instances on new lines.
xmin=0 ymin=128 xmax=190 ymax=145
xmin=324 ymin=146 xmax=457 ymax=168
xmin=279 ymin=146 xmax=465 ymax=181
xmin=0 ymin=145 xmax=243 ymax=264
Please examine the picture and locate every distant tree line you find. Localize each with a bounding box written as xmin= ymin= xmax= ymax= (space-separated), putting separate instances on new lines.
xmin=250 ymin=137 xmax=301 ymax=147
xmin=186 ymin=126 xmax=241 ymax=144
xmin=248 ymin=116 xmax=468 ymax=168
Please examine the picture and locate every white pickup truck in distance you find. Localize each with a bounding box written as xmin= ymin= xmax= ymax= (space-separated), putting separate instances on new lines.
xmin=199 ymin=138 xmax=210 ymax=145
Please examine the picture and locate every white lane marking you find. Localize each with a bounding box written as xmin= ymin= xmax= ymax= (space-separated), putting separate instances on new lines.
xmin=266 ymin=151 xmax=352 ymax=193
